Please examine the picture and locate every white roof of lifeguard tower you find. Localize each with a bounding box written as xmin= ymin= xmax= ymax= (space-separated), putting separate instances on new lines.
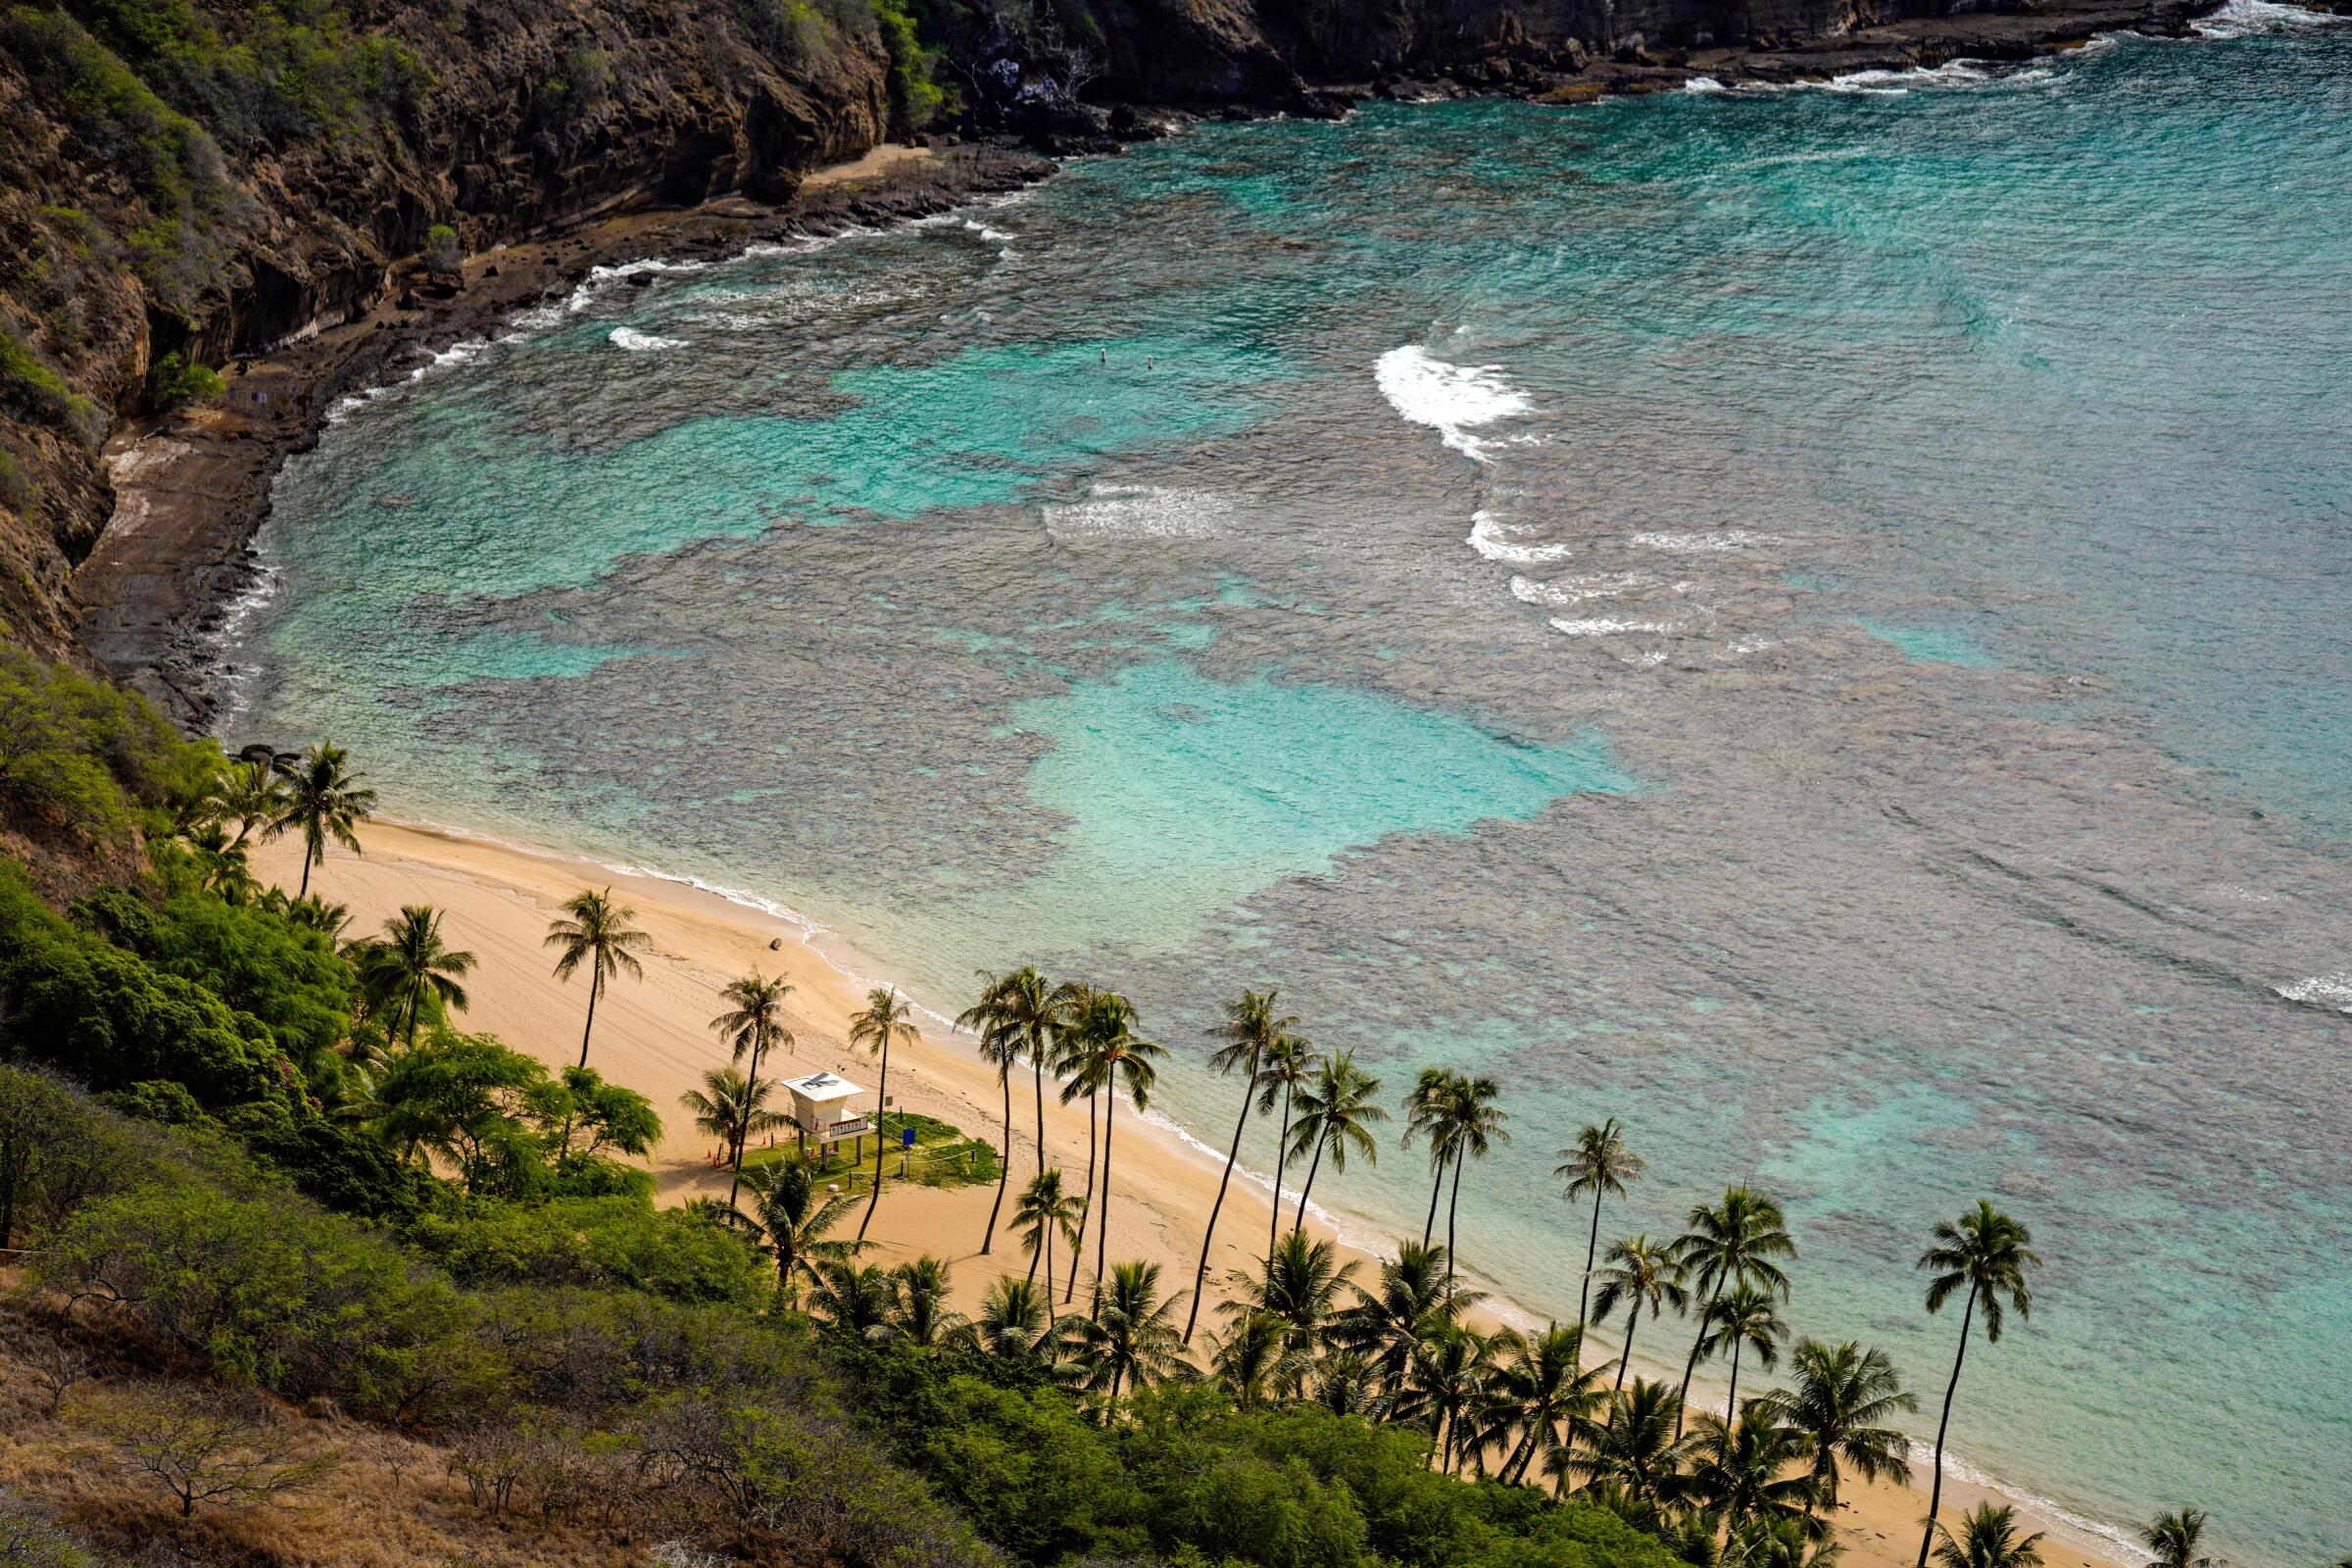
xmin=779 ymin=1070 xmax=861 ymax=1102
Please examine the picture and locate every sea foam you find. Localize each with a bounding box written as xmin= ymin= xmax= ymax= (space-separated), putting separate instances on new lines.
xmin=1376 ymin=345 xmax=1532 ymax=462
xmin=610 ymin=326 xmax=688 ymax=352
xmin=1467 ymin=510 xmax=1573 ymax=564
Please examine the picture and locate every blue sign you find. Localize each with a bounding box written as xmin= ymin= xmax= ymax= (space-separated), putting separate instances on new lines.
xmin=901 ymin=1127 xmax=917 ymax=1150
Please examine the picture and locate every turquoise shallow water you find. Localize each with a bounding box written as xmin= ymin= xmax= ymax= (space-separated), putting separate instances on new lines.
xmin=234 ymin=7 xmax=2352 ymax=1558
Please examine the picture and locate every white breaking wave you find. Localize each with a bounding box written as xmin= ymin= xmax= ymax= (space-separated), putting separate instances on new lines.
xmin=1467 ymin=510 xmax=1573 ymax=564
xmin=610 ymin=326 xmax=687 ymax=352
xmin=1043 ymin=483 xmax=1233 ymax=540
xmin=1629 ymin=528 xmax=1775 ymax=552
xmin=1684 ymin=74 xmax=1728 ymax=92
xmin=2277 ymin=974 xmax=2352 ymax=1012
xmin=1375 ymin=345 xmax=1533 ymax=462
xmin=324 ymin=337 xmax=490 ymax=423
xmin=1509 ymin=571 xmax=1655 ymax=607
xmin=1549 ymin=616 xmax=1679 ymax=636
xmin=2194 ymin=0 xmax=2347 ymax=35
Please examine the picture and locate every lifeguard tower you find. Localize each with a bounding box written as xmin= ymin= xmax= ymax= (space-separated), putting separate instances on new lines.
xmin=778 ymin=1069 xmax=871 ymax=1159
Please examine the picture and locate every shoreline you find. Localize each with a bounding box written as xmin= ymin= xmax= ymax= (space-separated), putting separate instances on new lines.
xmin=249 ymin=815 xmax=2134 ymax=1568
xmin=74 ymin=140 xmax=1055 ymax=726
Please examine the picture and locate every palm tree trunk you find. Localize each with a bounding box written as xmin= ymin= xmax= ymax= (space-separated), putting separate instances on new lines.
xmin=298 ymin=837 xmax=316 ymax=899
xmin=1042 ymin=1214 xmax=1054 ymax=1300
xmin=577 ymin=967 xmax=602 ymax=1069
xmin=404 ymin=976 xmax=423 ymax=1049
xmin=981 ymin=1070 xmax=1010 ymax=1254
xmin=1577 ymin=1193 xmax=1605 ymax=1339
xmin=1267 ymin=1084 xmax=1293 ymax=1266
xmin=727 ymin=1038 xmax=765 ymax=1211
xmin=1032 ymin=1035 xmax=1048 ymax=1179
xmin=1915 ymin=1286 xmax=1977 ymax=1568
xmin=1725 ymin=1334 xmax=1743 ymax=1421
xmin=1422 ymin=1158 xmax=1446 ymax=1247
xmin=858 ymin=1043 xmax=890 ymax=1241
xmin=1065 ymin=1091 xmax=1099 ymax=1305
xmin=1444 ymin=1146 xmax=1465 ymax=1292
xmin=1092 ymin=1091 xmax=1116 ymax=1319
xmin=1291 ymin=1130 xmax=1327 ymax=1239
xmin=1675 ymin=1282 xmax=1723 ymax=1439
xmin=1614 ymin=1304 xmax=1642 ymax=1392
xmin=1184 ymin=1082 xmax=1254 ymax=1345
xmin=1026 ymin=1217 xmax=1045 ymax=1287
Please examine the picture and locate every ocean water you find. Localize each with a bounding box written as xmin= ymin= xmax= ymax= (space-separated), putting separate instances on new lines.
xmin=231 ymin=6 xmax=2352 ymax=1558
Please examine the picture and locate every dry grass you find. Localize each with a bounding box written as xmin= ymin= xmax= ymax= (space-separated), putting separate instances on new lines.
xmin=0 ymin=1299 xmax=657 ymax=1568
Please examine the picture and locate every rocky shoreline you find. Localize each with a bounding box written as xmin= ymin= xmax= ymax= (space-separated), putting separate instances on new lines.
xmin=76 ymin=143 xmax=1054 ymax=724
xmin=72 ymin=0 xmax=2228 ymax=724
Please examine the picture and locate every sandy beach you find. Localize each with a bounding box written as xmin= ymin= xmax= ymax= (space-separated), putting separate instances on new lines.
xmin=247 ymin=821 xmax=2131 ymax=1568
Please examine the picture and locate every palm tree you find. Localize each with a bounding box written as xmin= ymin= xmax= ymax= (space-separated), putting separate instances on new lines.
xmin=809 ymin=1260 xmax=897 ymax=1338
xmin=215 ymin=758 xmax=289 ymax=848
xmin=710 ymin=971 xmax=794 ymax=1208
xmin=2140 ymin=1511 xmax=2216 ymax=1568
xmin=1932 ymin=1505 xmax=2046 ymax=1568
xmin=1434 ymin=1072 xmax=1505 ymax=1292
xmin=680 ymin=1067 xmax=786 ymax=1171
xmin=270 ymin=743 xmax=375 ymax=898
xmin=958 ymin=967 xmax=1072 ymax=1252
xmin=1484 ymin=1322 xmax=1606 ymax=1485
xmin=1057 ymin=987 xmax=1164 ymax=1311
xmin=360 ymin=904 xmax=475 ymax=1047
xmin=849 ymin=987 xmax=920 ymax=1242
xmin=1555 ymin=1118 xmax=1644 ymax=1347
xmin=1697 ymin=1281 xmax=1787 ymax=1424
xmin=880 ymin=1255 xmax=972 ymax=1348
xmin=1284 ymin=1051 xmax=1387 ymax=1239
xmin=1915 ymin=1202 xmax=2041 ymax=1568
xmin=969 ymin=1015 xmax=1021 ymax=1257
xmin=1689 ymin=1400 xmax=1819 ymax=1535
xmin=1760 ymin=1339 xmax=1916 ymax=1517
xmin=1255 ymin=1031 xmax=1320 ymax=1265
xmin=1569 ymin=1379 xmax=1693 ymax=1504
xmin=976 ymin=1277 xmax=1054 ymax=1361
xmin=1061 ymin=1259 xmax=1188 ymax=1409
xmin=1012 ymin=1167 xmax=1084 ymax=1299
xmin=740 ymin=1158 xmax=862 ymax=1306
xmin=180 ymin=821 xmax=256 ymax=902
xmin=545 ymin=888 xmax=651 ymax=1070
xmin=1741 ymin=1516 xmax=1848 ymax=1568
xmin=1207 ymin=1308 xmax=1297 ymax=1410
xmin=1592 ymin=1233 xmax=1689 ymax=1391
xmin=1672 ymin=1185 xmax=1797 ymax=1436
xmin=1404 ymin=1324 xmax=1496 ymax=1474
xmin=1402 ymin=1067 xmax=1464 ymax=1247
xmin=1220 ymin=1230 xmax=1355 ymax=1395
xmin=1332 ymin=1239 xmax=1477 ymax=1396
xmin=1186 ymin=988 xmax=1298 ymax=1344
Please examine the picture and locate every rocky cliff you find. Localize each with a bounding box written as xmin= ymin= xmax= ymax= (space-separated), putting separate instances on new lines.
xmin=0 ymin=0 xmax=894 ymax=662
xmin=0 ymin=0 xmax=2208 ymax=681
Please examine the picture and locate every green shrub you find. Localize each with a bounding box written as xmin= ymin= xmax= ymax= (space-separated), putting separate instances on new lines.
xmin=36 ymin=1180 xmax=470 ymax=1411
xmin=0 ymin=867 xmax=297 ymax=1111
xmin=0 ymin=329 xmax=104 ymax=450
xmin=147 ymin=349 xmax=222 ymax=406
xmin=406 ymin=1195 xmax=769 ymax=1305
xmin=421 ymin=220 xmax=460 ymax=270
xmin=0 ymin=652 xmax=214 ymax=844
xmin=874 ymin=0 xmax=947 ymax=132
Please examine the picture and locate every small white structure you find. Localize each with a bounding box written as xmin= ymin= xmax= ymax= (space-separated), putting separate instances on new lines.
xmin=778 ymin=1070 xmax=871 ymax=1153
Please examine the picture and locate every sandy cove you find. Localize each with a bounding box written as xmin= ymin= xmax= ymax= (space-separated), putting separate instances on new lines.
xmin=246 ymin=820 xmax=2128 ymax=1568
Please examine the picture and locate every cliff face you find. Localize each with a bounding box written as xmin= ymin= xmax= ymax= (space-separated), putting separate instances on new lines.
xmin=0 ymin=0 xmax=892 ymax=662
